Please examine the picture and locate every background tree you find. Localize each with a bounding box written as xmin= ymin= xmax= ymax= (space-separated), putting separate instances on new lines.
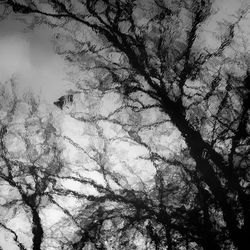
xmin=1 ymin=0 xmax=250 ymax=249
xmin=0 ymin=80 xmax=65 ymax=250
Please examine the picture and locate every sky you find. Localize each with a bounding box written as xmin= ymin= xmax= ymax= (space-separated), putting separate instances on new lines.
xmin=0 ymin=0 xmax=250 ymax=249
xmin=0 ymin=12 xmax=73 ymax=103
xmin=0 ymin=0 xmax=248 ymax=104
xmin=0 ymin=11 xmax=80 ymax=250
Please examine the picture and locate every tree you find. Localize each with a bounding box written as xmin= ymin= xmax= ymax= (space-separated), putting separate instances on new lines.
xmin=1 ymin=0 xmax=250 ymax=249
xmin=0 ymin=80 xmax=65 ymax=250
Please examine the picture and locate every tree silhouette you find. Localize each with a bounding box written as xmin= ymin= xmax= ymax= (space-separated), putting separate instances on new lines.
xmin=0 ymin=82 xmax=65 ymax=250
xmin=1 ymin=0 xmax=250 ymax=249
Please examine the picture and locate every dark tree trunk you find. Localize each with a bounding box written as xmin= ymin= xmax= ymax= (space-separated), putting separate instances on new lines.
xmin=31 ymin=208 xmax=44 ymax=250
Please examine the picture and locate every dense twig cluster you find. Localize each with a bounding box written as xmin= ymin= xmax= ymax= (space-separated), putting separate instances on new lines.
xmin=0 ymin=0 xmax=250 ymax=249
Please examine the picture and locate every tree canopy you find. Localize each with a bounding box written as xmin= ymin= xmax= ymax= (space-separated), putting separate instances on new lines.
xmin=0 ymin=0 xmax=250 ymax=249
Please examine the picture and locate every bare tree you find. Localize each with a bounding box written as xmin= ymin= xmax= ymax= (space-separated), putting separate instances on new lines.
xmin=1 ymin=0 xmax=250 ymax=249
xmin=0 ymin=81 xmax=65 ymax=250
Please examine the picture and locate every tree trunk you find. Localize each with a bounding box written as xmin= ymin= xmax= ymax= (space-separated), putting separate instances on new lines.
xmin=31 ymin=208 xmax=44 ymax=250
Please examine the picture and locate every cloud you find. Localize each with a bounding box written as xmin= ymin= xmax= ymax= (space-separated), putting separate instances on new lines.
xmin=0 ymin=35 xmax=31 ymax=80
xmin=0 ymin=34 xmax=71 ymax=103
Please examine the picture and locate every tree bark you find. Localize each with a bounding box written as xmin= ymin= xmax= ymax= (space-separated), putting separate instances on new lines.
xmin=31 ymin=208 xmax=44 ymax=250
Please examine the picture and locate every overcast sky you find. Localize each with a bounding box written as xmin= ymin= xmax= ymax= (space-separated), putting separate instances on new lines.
xmin=1 ymin=0 xmax=250 ymax=249
xmin=0 ymin=0 xmax=249 ymax=104
xmin=0 ymin=12 xmax=73 ymax=104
